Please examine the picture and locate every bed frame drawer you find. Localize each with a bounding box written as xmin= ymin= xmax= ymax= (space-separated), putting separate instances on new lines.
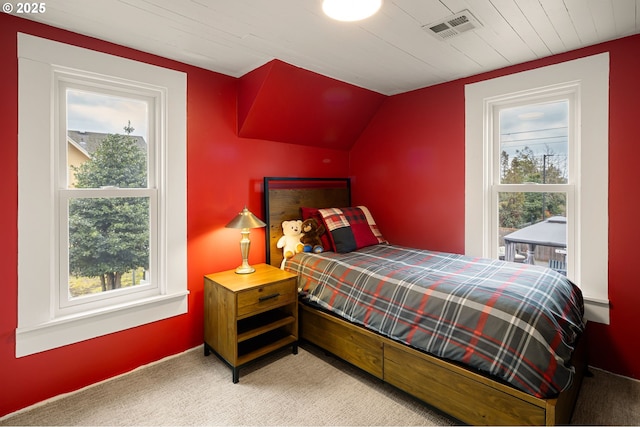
xmin=299 ymin=304 xmax=384 ymax=378
xmin=383 ymin=341 xmax=546 ymax=425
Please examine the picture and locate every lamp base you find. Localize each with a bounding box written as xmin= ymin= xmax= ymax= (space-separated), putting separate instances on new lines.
xmin=235 ymin=264 xmax=255 ymax=274
xmin=235 ymin=228 xmax=255 ymax=274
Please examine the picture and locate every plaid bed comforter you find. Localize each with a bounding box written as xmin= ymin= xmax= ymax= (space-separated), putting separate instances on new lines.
xmin=284 ymin=244 xmax=585 ymax=398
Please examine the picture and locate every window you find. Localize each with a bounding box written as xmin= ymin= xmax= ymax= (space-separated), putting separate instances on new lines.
xmin=493 ymin=96 xmax=573 ymax=276
xmin=465 ymin=53 xmax=609 ymax=324
xmin=17 ymin=34 xmax=188 ymax=356
xmin=60 ymin=84 xmax=158 ymax=316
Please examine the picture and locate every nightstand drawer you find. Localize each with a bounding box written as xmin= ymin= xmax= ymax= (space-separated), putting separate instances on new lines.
xmin=237 ymin=278 xmax=296 ymax=317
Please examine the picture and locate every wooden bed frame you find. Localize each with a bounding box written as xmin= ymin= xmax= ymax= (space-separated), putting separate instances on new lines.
xmin=263 ymin=177 xmax=586 ymax=426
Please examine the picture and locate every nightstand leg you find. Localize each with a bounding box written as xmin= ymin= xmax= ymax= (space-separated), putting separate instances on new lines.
xmin=232 ymin=367 xmax=239 ymax=383
xmin=292 ymin=343 xmax=298 ymax=355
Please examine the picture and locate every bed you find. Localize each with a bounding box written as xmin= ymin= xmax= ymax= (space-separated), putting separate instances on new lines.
xmin=263 ymin=177 xmax=587 ymax=426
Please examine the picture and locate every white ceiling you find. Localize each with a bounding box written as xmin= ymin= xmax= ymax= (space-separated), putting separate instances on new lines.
xmin=19 ymin=0 xmax=640 ymax=95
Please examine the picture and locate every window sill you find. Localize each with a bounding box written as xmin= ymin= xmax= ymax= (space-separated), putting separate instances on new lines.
xmin=16 ymin=291 xmax=189 ymax=357
xmin=583 ymin=296 xmax=609 ymax=325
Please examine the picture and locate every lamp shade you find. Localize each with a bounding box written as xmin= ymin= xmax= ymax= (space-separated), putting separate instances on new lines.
xmin=225 ymin=207 xmax=266 ymax=229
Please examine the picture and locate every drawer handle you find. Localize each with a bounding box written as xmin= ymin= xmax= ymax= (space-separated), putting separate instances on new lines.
xmin=258 ymin=292 xmax=280 ymax=302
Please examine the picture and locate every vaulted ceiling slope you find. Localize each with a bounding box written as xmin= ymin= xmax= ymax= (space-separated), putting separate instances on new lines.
xmin=238 ymin=60 xmax=385 ymax=150
xmin=18 ymin=0 xmax=640 ymax=96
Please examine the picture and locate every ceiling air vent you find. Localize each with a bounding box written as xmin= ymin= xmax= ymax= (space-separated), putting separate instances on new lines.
xmin=423 ymin=10 xmax=482 ymax=41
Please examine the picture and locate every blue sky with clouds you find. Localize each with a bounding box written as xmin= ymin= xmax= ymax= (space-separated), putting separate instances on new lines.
xmin=67 ymin=89 xmax=148 ymax=138
xmin=499 ymin=100 xmax=568 ymax=158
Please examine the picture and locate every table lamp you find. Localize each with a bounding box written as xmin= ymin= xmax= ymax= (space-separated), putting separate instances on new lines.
xmin=225 ymin=206 xmax=266 ymax=274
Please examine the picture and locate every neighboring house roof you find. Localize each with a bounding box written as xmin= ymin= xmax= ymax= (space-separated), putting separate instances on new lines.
xmin=504 ymin=216 xmax=567 ymax=248
xmin=67 ymin=135 xmax=90 ymax=159
xmin=67 ymin=130 xmax=147 ymax=155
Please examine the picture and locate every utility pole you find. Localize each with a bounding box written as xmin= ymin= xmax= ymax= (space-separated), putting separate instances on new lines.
xmin=542 ymin=154 xmax=554 ymax=219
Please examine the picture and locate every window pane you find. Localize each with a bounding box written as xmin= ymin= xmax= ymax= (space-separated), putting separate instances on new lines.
xmin=498 ymin=192 xmax=567 ymax=272
xmin=499 ymin=101 xmax=568 ymax=184
xmin=68 ymin=197 xmax=150 ymax=297
xmin=66 ymin=89 xmax=148 ymax=189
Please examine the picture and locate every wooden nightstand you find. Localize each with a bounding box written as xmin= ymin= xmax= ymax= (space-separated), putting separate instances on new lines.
xmin=203 ymin=263 xmax=298 ymax=383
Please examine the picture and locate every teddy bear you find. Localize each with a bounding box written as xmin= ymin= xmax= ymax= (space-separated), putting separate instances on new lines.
xmin=300 ymin=217 xmax=325 ymax=253
xmin=276 ymin=219 xmax=304 ymax=260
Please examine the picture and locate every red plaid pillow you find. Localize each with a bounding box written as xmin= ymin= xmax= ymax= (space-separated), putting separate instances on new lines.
xmin=317 ymin=206 xmax=386 ymax=253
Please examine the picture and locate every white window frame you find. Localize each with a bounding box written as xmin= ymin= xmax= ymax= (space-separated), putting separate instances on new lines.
xmin=17 ymin=33 xmax=188 ymax=356
xmin=465 ymin=53 xmax=609 ymax=324
xmin=57 ymin=78 xmax=159 ymax=315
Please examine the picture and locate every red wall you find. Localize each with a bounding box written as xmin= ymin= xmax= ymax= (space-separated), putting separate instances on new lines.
xmin=350 ymin=82 xmax=466 ymax=253
xmin=2 ymin=11 xmax=639 ymax=418
xmin=351 ymin=34 xmax=640 ymax=381
xmin=0 ymin=14 xmax=349 ymax=416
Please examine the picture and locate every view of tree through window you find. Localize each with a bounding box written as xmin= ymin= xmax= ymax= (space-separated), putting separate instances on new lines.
xmin=497 ymin=100 xmax=569 ymax=269
xmin=66 ymin=89 xmax=150 ymax=297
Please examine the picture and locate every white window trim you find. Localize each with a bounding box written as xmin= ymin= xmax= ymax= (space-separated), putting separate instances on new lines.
xmin=465 ymin=53 xmax=609 ymax=324
xmin=17 ymin=33 xmax=188 ymax=356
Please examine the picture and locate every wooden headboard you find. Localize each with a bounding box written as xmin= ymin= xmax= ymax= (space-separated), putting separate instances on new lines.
xmin=263 ymin=177 xmax=351 ymax=267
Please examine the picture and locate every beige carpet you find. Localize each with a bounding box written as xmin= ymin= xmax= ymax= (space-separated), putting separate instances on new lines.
xmin=572 ymin=366 xmax=640 ymax=426
xmin=1 ymin=344 xmax=638 ymax=426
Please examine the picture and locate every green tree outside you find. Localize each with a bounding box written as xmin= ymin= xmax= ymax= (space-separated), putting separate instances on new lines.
xmin=499 ymin=146 xmax=566 ymax=228
xmin=69 ymin=123 xmax=149 ymax=293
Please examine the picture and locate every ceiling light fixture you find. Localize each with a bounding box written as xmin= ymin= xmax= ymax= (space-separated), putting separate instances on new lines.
xmin=322 ymin=0 xmax=382 ymax=22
